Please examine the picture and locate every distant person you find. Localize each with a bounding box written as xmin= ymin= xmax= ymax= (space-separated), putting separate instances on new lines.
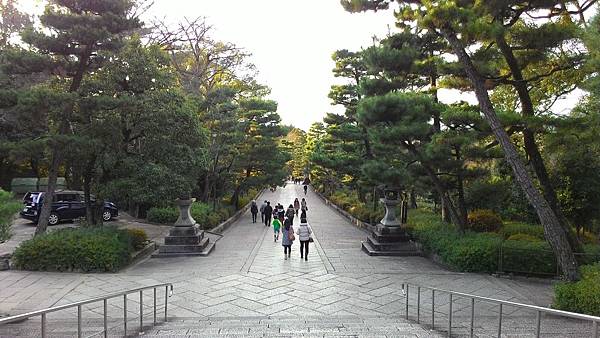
xmin=293 ymin=198 xmax=300 ymax=216
xmin=303 ymin=184 xmax=308 ymax=195
xmin=296 ymin=216 xmax=313 ymax=261
xmin=301 ymin=198 xmax=307 ymax=212
xmin=263 ymin=201 xmax=273 ymax=227
xmin=286 ymin=204 xmax=295 ymax=224
xmin=259 ymin=200 xmax=267 ymax=223
xmin=273 ymin=215 xmax=283 ymax=242
xmin=300 ymin=208 xmax=307 ymax=220
xmin=250 ymin=200 xmax=259 ymax=223
xmin=277 ymin=204 xmax=285 ymax=219
xmin=282 ymin=217 xmax=294 ymax=260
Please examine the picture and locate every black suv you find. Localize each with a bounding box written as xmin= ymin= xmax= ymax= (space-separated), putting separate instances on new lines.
xmin=20 ymin=190 xmax=118 ymax=225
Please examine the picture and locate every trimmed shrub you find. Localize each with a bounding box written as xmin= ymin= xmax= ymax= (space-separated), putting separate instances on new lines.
xmin=554 ymin=264 xmax=600 ymax=316
xmin=507 ymin=233 xmax=543 ymax=242
xmin=467 ymin=209 xmax=503 ymax=232
xmin=501 ymin=240 xmax=556 ymax=275
xmin=147 ymin=206 xmax=178 ymax=223
xmin=0 ymin=189 xmax=21 ymax=242
xmin=580 ymin=231 xmax=599 ymax=245
xmin=499 ymin=222 xmax=545 ymax=240
xmin=12 ymin=227 xmax=132 ymax=272
xmin=127 ymin=228 xmax=148 ymax=250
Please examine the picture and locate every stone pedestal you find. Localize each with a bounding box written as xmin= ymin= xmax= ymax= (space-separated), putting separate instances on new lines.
xmin=152 ymin=199 xmax=215 ymax=258
xmin=362 ymin=195 xmax=421 ymax=256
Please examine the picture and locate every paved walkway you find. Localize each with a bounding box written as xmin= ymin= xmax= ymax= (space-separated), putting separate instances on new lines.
xmin=0 ymin=184 xmax=592 ymax=337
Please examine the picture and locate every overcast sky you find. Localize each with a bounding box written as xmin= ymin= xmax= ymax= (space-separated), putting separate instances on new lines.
xmin=19 ymin=0 xmax=578 ymax=130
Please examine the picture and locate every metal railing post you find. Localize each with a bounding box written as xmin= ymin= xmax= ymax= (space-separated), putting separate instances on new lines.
xmin=139 ymin=290 xmax=143 ymax=333
xmin=448 ymin=293 xmax=453 ymax=337
xmin=103 ymin=299 xmax=108 ymax=338
xmin=405 ymin=284 xmax=409 ymax=319
xmin=123 ymin=294 xmax=127 ymax=335
xmin=153 ymin=287 xmax=157 ymax=325
xmin=535 ymin=310 xmax=541 ymax=338
xmin=417 ymin=286 xmax=421 ymax=323
xmin=432 ymin=289 xmax=435 ymax=328
xmin=77 ymin=305 xmax=82 ymax=338
xmin=41 ymin=313 xmax=46 ymax=338
xmin=498 ymin=303 xmax=503 ymax=338
xmin=470 ymin=297 xmax=475 ymax=338
xmin=164 ymin=285 xmax=168 ymax=322
xmin=593 ymin=321 xmax=598 ymax=338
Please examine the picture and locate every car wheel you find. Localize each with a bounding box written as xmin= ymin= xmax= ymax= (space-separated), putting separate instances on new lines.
xmin=48 ymin=213 xmax=59 ymax=226
xmin=102 ymin=210 xmax=112 ymax=221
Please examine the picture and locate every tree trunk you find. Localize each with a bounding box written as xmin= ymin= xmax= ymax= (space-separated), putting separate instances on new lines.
xmin=495 ymin=34 xmax=582 ymax=253
xmin=35 ymin=146 xmax=62 ymax=236
xmin=443 ymin=28 xmax=579 ymax=280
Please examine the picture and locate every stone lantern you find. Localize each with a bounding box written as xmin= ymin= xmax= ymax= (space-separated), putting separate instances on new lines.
xmin=153 ymin=198 xmax=215 ymax=258
xmin=362 ymin=187 xmax=421 ymax=256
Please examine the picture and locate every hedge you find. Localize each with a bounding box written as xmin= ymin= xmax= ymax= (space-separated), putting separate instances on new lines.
xmin=147 ymin=201 xmax=233 ymax=229
xmin=554 ymin=263 xmax=600 ymax=316
xmin=12 ymin=227 xmax=146 ymax=272
xmin=0 ymin=189 xmax=21 ymax=242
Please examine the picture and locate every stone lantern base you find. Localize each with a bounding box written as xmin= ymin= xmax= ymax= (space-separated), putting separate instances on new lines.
xmin=361 ymin=196 xmax=421 ymax=256
xmin=152 ymin=199 xmax=215 ymax=258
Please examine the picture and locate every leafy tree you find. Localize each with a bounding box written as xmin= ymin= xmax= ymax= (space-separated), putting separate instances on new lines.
xmin=3 ymin=0 xmax=140 ymax=235
xmin=341 ymin=0 xmax=581 ymax=280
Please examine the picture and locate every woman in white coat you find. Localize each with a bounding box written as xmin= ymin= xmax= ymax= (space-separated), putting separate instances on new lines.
xmin=296 ymin=216 xmax=312 ymax=261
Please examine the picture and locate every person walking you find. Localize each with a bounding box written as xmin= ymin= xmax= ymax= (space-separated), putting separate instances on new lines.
xmin=286 ymin=204 xmax=295 ymax=225
xmin=277 ymin=204 xmax=285 ymax=219
xmin=272 ymin=215 xmax=283 ymax=242
xmin=301 ymin=198 xmax=308 ymax=212
xmin=303 ymin=184 xmax=308 ymax=195
xmin=263 ymin=202 xmax=273 ymax=227
xmin=296 ymin=216 xmax=312 ymax=261
xmin=250 ymin=200 xmax=259 ymax=223
xmin=282 ymin=217 xmax=294 ymax=260
xmin=259 ymin=200 xmax=267 ymax=223
xmin=293 ymin=198 xmax=300 ymax=216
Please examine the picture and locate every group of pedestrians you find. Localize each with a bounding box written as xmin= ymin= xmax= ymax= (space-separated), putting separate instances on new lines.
xmin=249 ymin=196 xmax=312 ymax=261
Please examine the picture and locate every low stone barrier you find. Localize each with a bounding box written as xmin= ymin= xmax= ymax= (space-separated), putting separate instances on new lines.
xmin=312 ymin=188 xmax=374 ymax=232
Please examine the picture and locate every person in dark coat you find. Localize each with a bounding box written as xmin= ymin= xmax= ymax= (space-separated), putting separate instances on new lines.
xmin=250 ymin=200 xmax=259 ymax=223
xmin=263 ymin=202 xmax=273 ymax=227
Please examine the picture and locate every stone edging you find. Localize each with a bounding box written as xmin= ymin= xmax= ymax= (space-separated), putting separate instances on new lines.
xmin=311 ymin=187 xmax=374 ymax=233
xmin=209 ymin=189 xmax=265 ymax=234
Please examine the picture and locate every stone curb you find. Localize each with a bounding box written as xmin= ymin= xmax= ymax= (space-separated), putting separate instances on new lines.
xmin=312 ymin=188 xmax=374 ymax=233
xmin=209 ymin=189 xmax=265 ymax=235
xmin=129 ymin=241 xmax=157 ymax=263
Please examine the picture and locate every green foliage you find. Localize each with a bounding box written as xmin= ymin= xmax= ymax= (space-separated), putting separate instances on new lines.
xmin=12 ymin=227 xmax=133 ymax=272
xmin=147 ymin=201 xmax=234 ymax=229
xmin=465 ymin=179 xmax=511 ymax=213
xmin=554 ymin=264 xmax=600 ymax=316
xmin=506 ymin=233 xmax=543 ymax=242
xmin=407 ymin=209 xmax=501 ymax=272
xmin=0 ymin=189 xmax=20 ymax=242
xmin=327 ymin=189 xmax=384 ymax=223
xmin=501 ymin=240 xmax=556 ymax=275
xmin=126 ymin=228 xmax=148 ymax=250
xmin=467 ymin=209 xmax=503 ymax=232
xmin=499 ymin=222 xmax=545 ymax=240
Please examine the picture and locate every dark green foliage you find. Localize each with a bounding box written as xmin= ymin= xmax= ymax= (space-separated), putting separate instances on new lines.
xmin=12 ymin=227 xmax=134 ymax=272
xmin=499 ymin=222 xmax=545 ymax=240
xmin=147 ymin=202 xmax=234 ymax=229
xmin=506 ymin=233 xmax=543 ymax=242
xmin=554 ymin=264 xmax=600 ymax=316
xmin=467 ymin=209 xmax=503 ymax=232
xmin=0 ymin=189 xmax=21 ymax=242
xmin=465 ymin=179 xmax=511 ymax=213
xmin=501 ymin=240 xmax=556 ymax=275
xmin=126 ymin=228 xmax=148 ymax=250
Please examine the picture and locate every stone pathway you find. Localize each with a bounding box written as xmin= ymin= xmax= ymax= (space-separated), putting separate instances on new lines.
xmin=0 ymin=184 xmax=593 ymax=337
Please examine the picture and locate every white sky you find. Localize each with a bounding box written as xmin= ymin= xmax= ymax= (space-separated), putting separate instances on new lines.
xmin=18 ymin=0 xmax=578 ymax=130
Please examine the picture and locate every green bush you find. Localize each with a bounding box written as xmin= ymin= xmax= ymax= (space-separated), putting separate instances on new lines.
xmin=147 ymin=206 xmax=178 ymax=223
xmin=12 ymin=227 xmax=133 ymax=272
xmin=0 ymin=189 xmax=21 ymax=242
xmin=507 ymin=233 xmax=544 ymax=242
xmin=126 ymin=228 xmax=148 ymax=250
xmin=501 ymin=240 xmax=556 ymax=274
xmin=467 ymin=209 xmax=503 ymax=232
xmin=499 ymin=222 xmax=545 ymax=240
xmin=554 ymin=263 xmax=600 ymax=316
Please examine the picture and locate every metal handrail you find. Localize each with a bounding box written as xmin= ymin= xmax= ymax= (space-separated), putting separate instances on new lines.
xmin=0 ymin=283 xmax=173 ymax=338
xmin=402 ymin=282 xmax=600 ymax=338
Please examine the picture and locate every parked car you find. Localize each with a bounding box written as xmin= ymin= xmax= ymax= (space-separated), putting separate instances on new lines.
xmin=20 ymin=190 xmax=118 ymax=225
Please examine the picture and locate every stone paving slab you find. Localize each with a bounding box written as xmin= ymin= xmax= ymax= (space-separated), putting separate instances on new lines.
xmin=0 ymin=183 xmax=588 ymax=337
